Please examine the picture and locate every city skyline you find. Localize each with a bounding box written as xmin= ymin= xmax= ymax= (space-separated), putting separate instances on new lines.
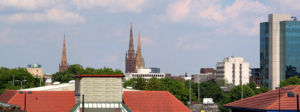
xmin=1 ymin=0 xmax=300 ymax=75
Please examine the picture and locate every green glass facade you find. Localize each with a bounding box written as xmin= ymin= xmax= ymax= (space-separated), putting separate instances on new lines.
xmin=280 ymin=21 xmax=300 ymax=78
xmin=260 ymin=22 xmax=269 ymax=87
xmin=260 ymin=20 xmax=300 ymax=87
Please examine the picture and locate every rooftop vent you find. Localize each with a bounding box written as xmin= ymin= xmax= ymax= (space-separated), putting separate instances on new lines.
xmin=288 ymin=92 xmax=295 ymax=97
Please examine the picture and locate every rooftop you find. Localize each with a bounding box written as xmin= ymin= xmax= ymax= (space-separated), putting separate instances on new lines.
xmin=224 ymin=85 xmax=300 ymax=111
xmin=0 ymin=90 xmax=75 ymax=112
xmin=123 ymin=91 xmax=191 ymax=112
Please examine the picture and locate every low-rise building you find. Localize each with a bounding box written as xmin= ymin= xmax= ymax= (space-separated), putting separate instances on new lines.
xmin=192 ymin=73 xmax=216 ymax=83
xmin=123 ymin=91 xmax=192 ymax=112
xmin=200 ymin=68 xmax=216 ymax=74
xmin=26 ymin=64 xmax=43 ymax=78
xmin=224 ymin=85 xmax=300 ymax=112
xmin=250 ymin=68 xmax=260 ymax=87
xmin=125 ymin=68 xmax=166 ymax=81
xmin=0 ymin=90 xmax=75 ymax=112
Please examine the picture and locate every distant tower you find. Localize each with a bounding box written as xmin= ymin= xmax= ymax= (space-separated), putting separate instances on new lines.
xmin=59 ymin=35 xmax=68 ymax=72
xmin=135 ymin=32 xmax=145 ymax=70
xmin=125 ymin=24 xmax=136 ymax=73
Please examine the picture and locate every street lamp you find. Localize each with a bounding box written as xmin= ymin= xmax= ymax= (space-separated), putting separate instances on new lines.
xmin=15 ymin=80 xmax=27 ymax=90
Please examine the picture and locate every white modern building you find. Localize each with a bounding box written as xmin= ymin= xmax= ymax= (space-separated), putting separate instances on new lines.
xmin=125 ymin=68 xmax=165 ymax=81
xmin=216 ymin=56 xmax=250 ymax=86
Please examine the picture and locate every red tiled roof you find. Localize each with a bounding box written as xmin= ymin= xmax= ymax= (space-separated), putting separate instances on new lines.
xmin=0 ymin=89 xmax=17 ymax=103
xmin=0 ymin=89 xmax=75 ymax=112
xmin=123 ymin=91 xmax=192 ymax=112
xmin=224 ymin=85 xmax=300 ymax=110
xmin=80 ymin=74 xmax=124 ymax=77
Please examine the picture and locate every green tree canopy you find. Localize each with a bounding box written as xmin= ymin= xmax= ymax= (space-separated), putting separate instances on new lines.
xmin=227 ymin=85 xmax=255 ymax=102
xmin=280 ymin=76 xmax=300 ymax=87
xmin=52 ymin=64 xmax=123 ymax=83
xmin=0 ymin=67 xmax=43 ymax=94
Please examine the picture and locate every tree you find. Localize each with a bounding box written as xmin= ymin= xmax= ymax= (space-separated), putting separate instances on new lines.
xmin=255 ymin=86 xmax=269 ymax=94
xmin=146 ymin=78 xmax=162 ymax=90
xmin=0 ymin=67 xmax=43 ymax=94
xmin=52 ymin=64 xmax=123 ymax=83
xmin=133 ymin=77 xmax=146 ymax=90
xmin=280 ymin=76 xmax=300 ymax=87
xmin=227 ymin=85 xmax=255 ymax=102
xmin=199 ymin=81 xmax=225 ymax=103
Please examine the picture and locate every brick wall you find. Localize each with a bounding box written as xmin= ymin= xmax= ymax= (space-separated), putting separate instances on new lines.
xmin=80 ymin=77 xmax=122 ymax=102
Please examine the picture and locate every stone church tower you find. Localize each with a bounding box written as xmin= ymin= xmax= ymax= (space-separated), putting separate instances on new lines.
xmin=135 ymin=32 xmax=145 ymax=69
xmin=125 ymin=24 xmax=137 ymax=73
xmin=59 ymin=35 xmax=68 ymax=72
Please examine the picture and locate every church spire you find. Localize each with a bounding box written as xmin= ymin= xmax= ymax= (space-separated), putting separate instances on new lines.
xmin=59 ymin=34 xmax=68 ymax=72
xmin=125 ymin=23 xmax=136 ymax=73
xmin=135 ymin=32 xmax=145 ymax=69
xmin=129 ymin=23 xmax=134 ymax=52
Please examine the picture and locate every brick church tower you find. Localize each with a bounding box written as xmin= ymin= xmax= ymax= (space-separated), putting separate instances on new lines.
xmin=59 ymin=35 xmax=68 ymax=72
xmin=125 ymin=24 xmax=136 ymax=73
xmin=135 ymin=32 xmax=145 ymax=70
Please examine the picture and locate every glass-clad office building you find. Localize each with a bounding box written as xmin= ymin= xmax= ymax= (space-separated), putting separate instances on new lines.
xmin=280 ymin=21 xmax=300 ymax=78
xmin=260 ymin=22 xmax=269 ymax=87
xmin=260 ymin=20 xmax=300 ymax=87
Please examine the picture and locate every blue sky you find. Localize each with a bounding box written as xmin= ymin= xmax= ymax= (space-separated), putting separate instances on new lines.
xmin=1 ymin=0 xmax=300 ymax=75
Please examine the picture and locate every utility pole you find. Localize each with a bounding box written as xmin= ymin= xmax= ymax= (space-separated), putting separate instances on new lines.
xmin=198 ymin=80 xmax=200 ymax=102
xmin=13 ymin=74 xmax=14 ymax=86
xmin=189 ymin=74 xmax=191 ymax=106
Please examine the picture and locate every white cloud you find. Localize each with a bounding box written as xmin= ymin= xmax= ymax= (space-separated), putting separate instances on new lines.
xmin=0 ymin=0 xmax=56 ymax=10
xmin=0 ymin=9 xmax=85 ymax=24
xmin=166 ymin=0 xmax=191 ymax=22
xmin=164 ymin=0 xmax=270 ymax=36
xmin=72 ymin=0 xmax=146 ymax=13
xmin=141 ymin=37 xmax=155 ymax=46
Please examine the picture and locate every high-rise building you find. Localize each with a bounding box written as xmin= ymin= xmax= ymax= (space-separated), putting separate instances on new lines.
xmin=27 ymin=64 xmax=43 ymax=78
xmin=216 ymin=56 xmax=250 ymax=86
xmin=125 ymin=24 xmax=137 ymax=73
xmin=135 ymin=32 xmax=145 ymax=70
xmin=59 ymin=35 xmax=68 ymax=72
xmin=260 ymin=14 xmax=300 ymax=90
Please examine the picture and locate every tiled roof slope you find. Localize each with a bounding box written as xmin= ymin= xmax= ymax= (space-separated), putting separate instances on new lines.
xmin=123 ymin=91 xmax=192 ymax=112
xmin=224 ymin=85 xmax=300 ymax=110
xmin=0 ymin=89 xmax=17 ymax=103
xmin=0 ymin=89 xmax=75 ymax=112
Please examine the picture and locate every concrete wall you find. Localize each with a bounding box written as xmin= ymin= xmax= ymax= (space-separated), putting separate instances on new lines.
xmin=80 ymin=77 xmax=122 ymax=102
xmin=268 ymin=14 xmax=291 ymax=90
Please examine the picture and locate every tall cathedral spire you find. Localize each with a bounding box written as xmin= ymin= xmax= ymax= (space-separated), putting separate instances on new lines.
xmin=135 ymin=32 xmax=145 ymax=69
xmin=125 ymin=23 xmax=136 ymax=73
xmin=129 ymin=23 xmax=134 ymax=52
xmin=59 ymin=34 xmax=68 ymax=72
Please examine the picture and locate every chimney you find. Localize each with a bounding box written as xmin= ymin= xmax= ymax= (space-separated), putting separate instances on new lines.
xmin=74 ymin=74 xmax=81 ymax=104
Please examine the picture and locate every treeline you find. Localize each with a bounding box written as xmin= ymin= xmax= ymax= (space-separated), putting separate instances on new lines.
xmin=124 ymin=78 xmax=269 ymax=111
xmin=52 ymin=64 xmax=123 ymax=83
xmin=0 ymin=67 xmax=43 ymax=94
xmin=124 ymin=78 xmax=197 ymax=105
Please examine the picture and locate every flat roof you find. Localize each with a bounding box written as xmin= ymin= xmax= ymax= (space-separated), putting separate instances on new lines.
xmin=80 ymin=74 xmax=124 ymax=77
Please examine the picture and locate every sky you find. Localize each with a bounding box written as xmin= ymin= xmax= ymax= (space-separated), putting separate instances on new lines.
xmin=1 ymin=0 xmax=300 ymax=75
